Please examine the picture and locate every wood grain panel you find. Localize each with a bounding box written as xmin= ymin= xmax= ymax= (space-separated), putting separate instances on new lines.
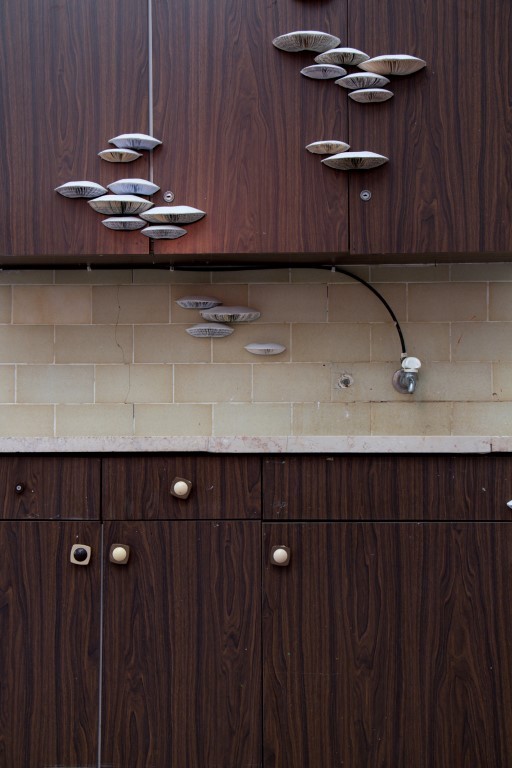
xmin=102 ymin=455 xmax=261 ymax=519
xmin=0 ymin=456 xmax=101 ymax=520
xmin=152 ymin=0 xmax=349 ymax=261
xmin=0 ymin=521 xmax=101 ymax=767
xmin=263 ymin=522 xmax=512 ymax=767
xmin=347 ymin=0 xmax=512 ymax=256
xmin=0 ymin=0 xmax=150 ymax=262
xmin=102 ymin=520 xmax=262 ymax=767
xmin=262 ymin=454 xmax=512 ymax=520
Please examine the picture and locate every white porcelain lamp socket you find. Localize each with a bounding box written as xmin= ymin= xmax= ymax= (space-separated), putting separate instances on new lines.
xmin=401 ymin=356 xmax=421 ymax=372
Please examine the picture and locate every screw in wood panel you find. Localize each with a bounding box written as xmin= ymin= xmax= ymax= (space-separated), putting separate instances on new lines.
xmin=163 ymin=190 xmax=175 ymax=202
xmin=360 ymin=190 xmax=372 ymax=201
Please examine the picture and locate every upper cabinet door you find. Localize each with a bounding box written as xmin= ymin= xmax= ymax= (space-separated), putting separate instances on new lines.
xmin=151 ymin=0 xmax=349 ymax=261
xmin=347 ymin=0 xmax=512 ymax=258
xmin=0 ymin=0 xmax=150 ymax=264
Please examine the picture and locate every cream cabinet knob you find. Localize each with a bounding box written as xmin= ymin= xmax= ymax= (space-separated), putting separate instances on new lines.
xmin=171 ymin=477 xmax=192 ymax=499
xmin=109 ymin=544 xmax=130 ymax=565
xmin=271 ymin=546 xmax=291 ymax=566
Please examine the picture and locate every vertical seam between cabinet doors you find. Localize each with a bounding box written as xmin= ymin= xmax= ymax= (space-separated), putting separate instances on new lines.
xmin=148 ymin=0 xmax=154 ymax=183
xmin=97 ymin=523 xmax=105 ymax=768
xmin=346 ymin=0 xmax=352 ymax=257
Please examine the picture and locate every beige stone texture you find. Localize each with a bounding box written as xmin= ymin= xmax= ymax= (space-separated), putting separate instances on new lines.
xmin=0 ymin=367 xmax=15 ymax=402
xmin=371 ymin=402 xmax=452 ymax=435
xmin=212 ymin=324 xmax=291 ymax=363
xmin=56 ymin=270 xmax=133 ymax=284
xmin=452 ymin=402 xmax=512 ymax=435
xmin=213 ymin=403 xmax=291 ymax=435
xmin=92 ymin=285 xmax=169 ymax=324
xmin=292 ymin=324 xmax=370 ymax=363
xmin=291 ymin=266 xmax=370 ymax=283
xmin=171 ymin=284 xmax=249 ymax=322
xmin=371 ymin=265 xmax=450 ymax=282
xmin=331 ymin=362 xmax=404 ymax=402
xmin=451 ymin=263 xmax=512 ymax=281
xmin=408 ymin=283 xmax=487 ymax=322
xmin=134 ymin=325 xmax=211 ymax=363
xmin=492 ymin=364 xmax=512 ymax=400
xmin=371 ymin=323 xmax=450 ymax=362
xmin=0 ymin=271 xmax=54 ymax=285
xmin=17 ymin=365 xmax=94 ymax=403
xmin=174 ymin=364 xmax=252 ymax=402
xmin=249 ymin=284 xmax=327 ymax=323
xmin=293 ymin=402 xmax=371 ymax=435
xmin=134 ymin=270 xmax=210 ymax=285
xmin=253 ymin=363 xmax=331 ymax=402
xmin=452 ymin=323 xmax=512 ymax=362
xmin=134 ymin=404 xmax=212 ymax=435
xmin=95 ymin=365 xmax=172 ymax=403
xmin=419 ymin=362 xmax=492 ymax=401
xmin=0 ymin=405 xmax=54 ymax=436
xmin=0 ymin=326 xmax=54 ymax=363
xmin=212 ymin=269 xmax=290 ymax=283
xmin=55 ymin=326 xmax=133 ymax=364
xmin=0 ymin=287 xmax=12 ymax=323
xmin=12 ymin=286 xmax=91 ymax=324
xmin=489 ymin=284 xmax=512 ymax=320
xmin=328 ymin=284 xmax=406 ymax=322
xmin=56 ymin=404 xmax=134 ymax=436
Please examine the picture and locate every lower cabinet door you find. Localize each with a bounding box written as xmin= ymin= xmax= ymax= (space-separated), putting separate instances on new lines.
xmin=0 ymin=521 xmax=101 ymax=768
xmin=263 ymin=523 xmax=512 ymax=768
xmin=102 ymin=521 xmax=262 ymax=768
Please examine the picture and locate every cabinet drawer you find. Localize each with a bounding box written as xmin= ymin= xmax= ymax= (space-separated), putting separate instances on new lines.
xmin=0 ymin=457 xmax=101 ymax=520
xmin=263 ymin=455 xmax=512 ymax=521
xmin=102 ymin=455 xmax=261 ymax=519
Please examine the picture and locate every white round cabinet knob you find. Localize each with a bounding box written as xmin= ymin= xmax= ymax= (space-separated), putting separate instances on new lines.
xmin=109 ymin=544 xmax=130 ymax=564
xmin=271 ymin=546 xmax=290 ymax=566
xmin=112 ymin=546 xmax=127 ymax=562
xmin=173 ymin=480 xmax=189 ymax=497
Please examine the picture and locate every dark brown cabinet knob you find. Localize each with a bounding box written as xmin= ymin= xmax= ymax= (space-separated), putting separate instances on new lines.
xmin=70 ymin=544 xmax=92 ymax=565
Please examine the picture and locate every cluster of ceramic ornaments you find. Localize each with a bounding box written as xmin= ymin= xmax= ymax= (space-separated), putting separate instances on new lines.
xmin=272 ymin=31 xmax=426 ymax=171
xmin=177 ymin=295 xmax=285 ymax=355
xmin=54 ymin=133 xmax=206 ymax=239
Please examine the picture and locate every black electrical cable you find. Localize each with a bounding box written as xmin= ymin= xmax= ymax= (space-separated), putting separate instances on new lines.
xmin=170 ymin=262 xmax=407 ymax=356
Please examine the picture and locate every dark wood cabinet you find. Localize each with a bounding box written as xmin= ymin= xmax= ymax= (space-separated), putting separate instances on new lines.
xmin=102 ymin=520 xmax=261 ymax=767
xmin=347 ymin=0 xmax=512 ymax=258
xmin=1 ymin=453 xmax=512 ymax=766
xmin=0 ymin=0 xmax=150 ymax=265
xmin=0 ymin=521 xmax=101 ymax=767
xmin=263 ymin=522 xmax=512 ymax=767
xmin=151 ymin=0 xmax=348 ymax=262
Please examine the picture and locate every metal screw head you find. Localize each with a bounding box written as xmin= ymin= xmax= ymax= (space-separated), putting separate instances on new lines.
xmin=360 ymin=190 xmax=372 ymax=201
xmin=163 ymin=191 xmax=175 ymax=203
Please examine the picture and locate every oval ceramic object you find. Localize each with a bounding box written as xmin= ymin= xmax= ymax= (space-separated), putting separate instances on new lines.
xmin=107 ymin=178 xmax=160 ymax=195
xmin=306 ymin=140 xmax=350 ymax=155
xmin=98 ymin=148 xmax=142 ymax=163
xmin=349 ymin=88 xmax=394 ymax=103
xmin=315 ymin=47 xmax=369 ymax=66
xmin=141 ymin=225 xmax=187 ymax=239
xmin=109 ymin=133 xmax=162 ymax=150
xmin=200 ymin=306 xmax=261 ymax=322
xmin=321 ymin=151 xmax=389 ymax=170
xmin=176 ymin=296 xmax=222 ymax=309
xmin=245 ymin=343 xmax=286 ymax=356
xmin=336 ymin=72 xmax=390 ymax=89
xmin=101 ymin=216 xmax=146 ymax=230
xmin=300 ymin=64 xmax=347 ymax=79
xmin=272 ymin=30 xmax=341 ymax=53
xmin=186 ymin=323 xmax=234 ymax=338
xmin=359 ymin=55 xmax=426 ymax=75
xmin=140 ymin=205 xmax=206 ymax=224
xmin=55 ymin=181 xmax=107 ymax=198
xmin=88 ymin=195 xmax=154 ymax=214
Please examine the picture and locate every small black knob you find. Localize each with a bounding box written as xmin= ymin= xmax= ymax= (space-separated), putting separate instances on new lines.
xmin=73 ymin=547 xmax=89 ymax=562
xmin=15 ymin=483 xmax=25 ymax=494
